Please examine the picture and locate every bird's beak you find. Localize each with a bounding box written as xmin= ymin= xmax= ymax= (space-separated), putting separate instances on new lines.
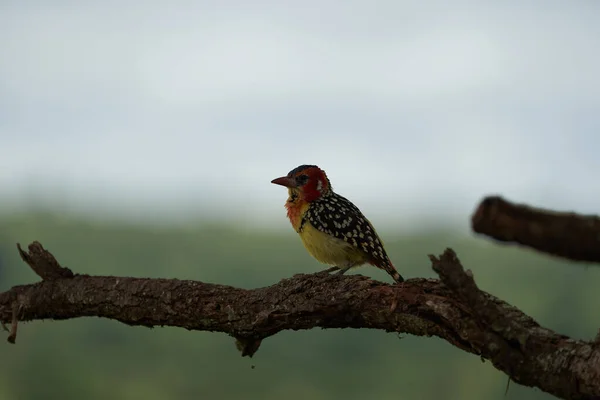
xmin=271 ymin=176 xmax=297 ymax=188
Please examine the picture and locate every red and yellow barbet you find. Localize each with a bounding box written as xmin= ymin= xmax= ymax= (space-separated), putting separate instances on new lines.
xmin=271 ymin=164 xmax=404 ymax=283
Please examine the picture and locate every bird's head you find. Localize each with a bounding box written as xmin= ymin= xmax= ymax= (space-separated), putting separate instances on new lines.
xmin=271 ymin=164 xmax=332 ymax=202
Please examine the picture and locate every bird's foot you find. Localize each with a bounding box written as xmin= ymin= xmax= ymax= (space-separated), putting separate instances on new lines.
xmin=335 ymin=266 xmax=352 ymax=276
xmin=314 ymin=266 xmax=339 ymax=281
xmin=316 ymin=266 xmax=353 ymax=280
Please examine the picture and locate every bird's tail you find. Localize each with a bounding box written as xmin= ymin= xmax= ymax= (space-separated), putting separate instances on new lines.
xmin=375 ymin=259 xmax=404 ymax=283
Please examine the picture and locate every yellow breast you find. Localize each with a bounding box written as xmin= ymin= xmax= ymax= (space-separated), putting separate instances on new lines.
xmin=299 ymin=222 xmax=370 ymax=268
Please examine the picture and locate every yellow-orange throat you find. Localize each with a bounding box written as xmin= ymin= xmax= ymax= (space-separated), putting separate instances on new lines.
xmin=284 ymin=189 xmax=310 ymax=232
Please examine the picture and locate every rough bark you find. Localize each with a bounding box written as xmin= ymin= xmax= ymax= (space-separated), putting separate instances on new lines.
xmin=1 ymin=241 xmax=599 ymax=399
xmin=472 ymin=196 xmax=600 ymax=263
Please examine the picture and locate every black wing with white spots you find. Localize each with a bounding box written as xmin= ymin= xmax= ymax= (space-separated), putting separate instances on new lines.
xmin=301 ymin=192 xmax=391 ymax=267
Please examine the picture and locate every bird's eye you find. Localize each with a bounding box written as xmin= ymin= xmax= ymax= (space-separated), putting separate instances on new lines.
xmin=296 ymin=174 xmax=309 ymax=185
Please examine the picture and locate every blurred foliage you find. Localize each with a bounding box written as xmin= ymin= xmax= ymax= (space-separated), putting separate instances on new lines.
xmin=0 ymin=212 xmax=598 ymax=400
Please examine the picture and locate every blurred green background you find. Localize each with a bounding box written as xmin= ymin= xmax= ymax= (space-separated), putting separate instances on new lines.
xmin=0 ymin=211 xmax=597 ymax=400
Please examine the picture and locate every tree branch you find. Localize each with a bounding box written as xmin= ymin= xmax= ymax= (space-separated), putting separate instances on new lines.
xmin=471 ymin=196 xmax=600 ymax=263
xmin=17 ymin=242 xmax=74 ymax=280
xmin=1 ymin=242 xmax=599 ymax=399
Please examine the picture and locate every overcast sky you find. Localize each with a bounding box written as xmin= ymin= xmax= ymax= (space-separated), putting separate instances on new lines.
xmin=1 ymin=1 xmax=599 ymax=231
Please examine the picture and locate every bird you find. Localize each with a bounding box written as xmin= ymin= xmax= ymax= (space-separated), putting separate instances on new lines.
xmin=271 ymin=164 xmax=404 ymax=283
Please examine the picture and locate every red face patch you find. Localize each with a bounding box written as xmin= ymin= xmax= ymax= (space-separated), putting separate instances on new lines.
xmin=296 ymin=167 xmax=329 ymax=202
